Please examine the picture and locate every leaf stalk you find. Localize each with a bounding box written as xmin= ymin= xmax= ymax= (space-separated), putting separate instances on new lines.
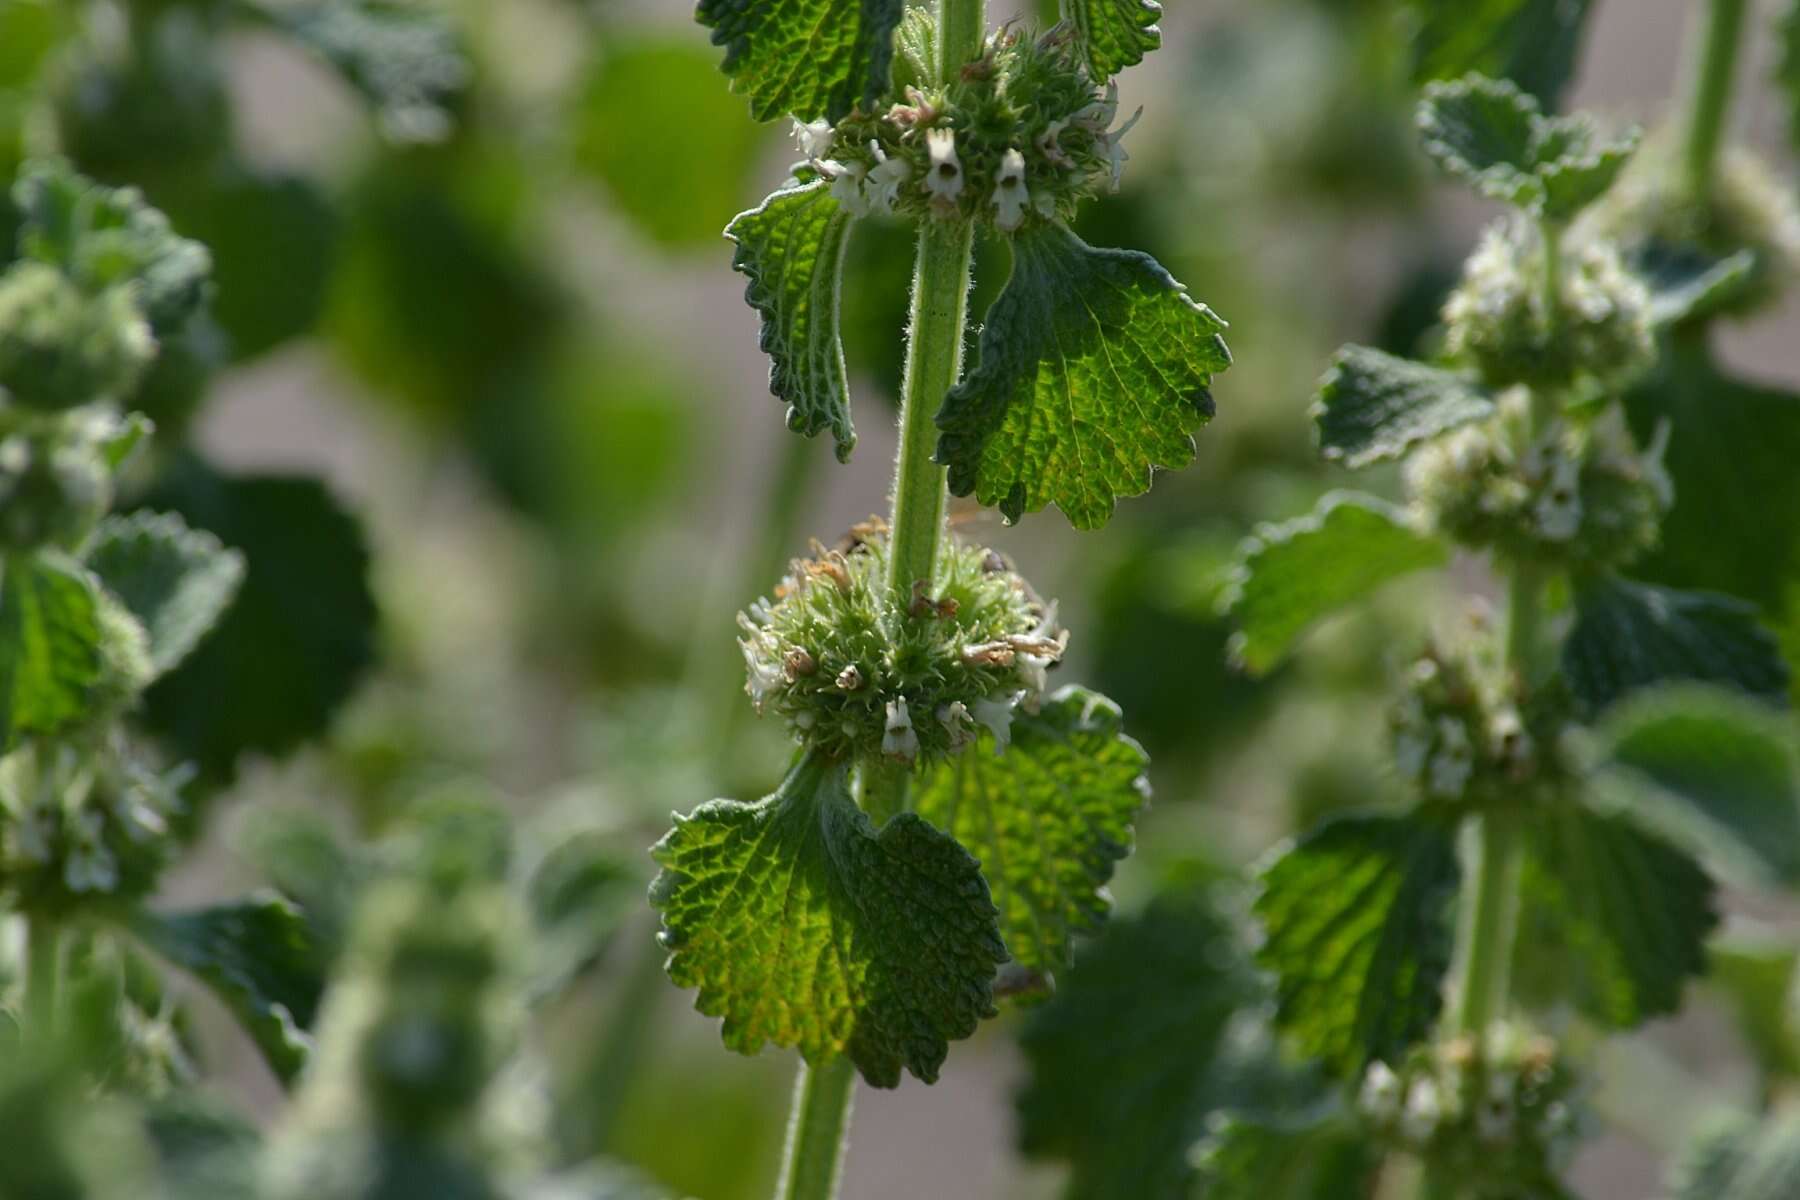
xmin=775 ymin=1056 xmax=857 ymax=1200
xmin=1679 ymin=0 xmax=1748 ymax=198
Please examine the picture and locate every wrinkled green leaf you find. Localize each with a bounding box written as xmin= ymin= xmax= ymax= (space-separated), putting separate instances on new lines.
xmin=649 ymin=752 xmax=1004 ymax=1087
xmin=1223 ymin=492 xmax=1448 ymax=675
xmin=133 ymin=893 xmax=330 ymax=1085
xmin=1624 ymin=341 xmax=1800 ymax=614
xmin=1016 ymin=873 xmax=1259 ymax=1200
xmin=1066 ymin=0 xmax=1161 ymax=79
xmin=725 ymin=181 xmax=856 ymax=461
xmin=0 ymin=551 xmax=103 ymax=750
xmin=913 ymin=685 xmax=1146 ymax=986
xmin=1313 ymin=344 xmax=1495 ymax=468
xmin=1193 ymin=1107 xmax=1382 ymax=1200
xmin=1563 ymin=576 xmax=1789 ymax=716
xmin=139 ymin=456 xmax=378 ymax=782
xmin=1670 ymin=1108 xmax=1800 ymax=1200
xmin=937 ymin=223 xmax=1230 ymax=529
xmin=697 ymin=0 xmax=905 ymax=123
xmin=1517 ymin=800 xmax=1714 ymax=1029
xmin=1407 ymin=0 xmax=1596 ymax=110
xmin=1255 ymin=812 xmax=1459 ymax=1076
xmin=1591 ymin=684 xmax=1800 ymax=888
xmin=84 ymin=511 xmax=243 ymax=677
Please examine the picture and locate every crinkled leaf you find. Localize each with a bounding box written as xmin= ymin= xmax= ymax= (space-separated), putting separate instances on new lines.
xmin=1192 ymin=1107 xmax=1382 ymax=1200
xmin=1313 ymin=345 xmax=1495 ymax=468
xmin=1591 ymin=685 xmax=1800 ymax=889
xmin=937 ymin=223 xmax=1229 ymax=530
xmin=527 ymin=830 xmax=641 ymax=998
xmin=725 ymin=181 xmax=856 ymax=461
xmin=1066 ymin=0 xmax=1162 ymax=79
xmin=1670 ymin=1108 xmax=1800 ymax=1200
xmin=1407 ymin=0 xmax=1596 ymax=110
xmin=913 ymin=685 xmax=1147 ymax=987
xmin=1624 ymin=341 xmax=1800 ymax=613
xmin=241 ymin=0 xmax=468 ymax=143
xmin=139 ymin=456 xmax=378 ymax=782
xmin=1563 ymin=576 xmax=1789 ymax=716
xmin=649 ymin=752 xmax=1004 ymax=1087
xmin=696 ymin=0 xmax=905 ymax=123
xmin=1254 ymin=812 xmax=1460 ymax=1077
xmin=132 ymin=893 xmax=330 ymax=1085
xmin=1534 ymin=127 xmax=1637 ymax=221
xmin=1516 ymin=800 xmax=1715 ymax=1029
xmin=1631 ymin=242 xmax=1757 ymax=328
xmin=84 ymin=511 xmax=244 ymax=677
xmin=1223 ymin=492 xmax=1448 ymax=675
xmin=1015 ymin=873 xmax=1260 ymax=1200
xmin=0 ymin=551 xmax=103 ymax=750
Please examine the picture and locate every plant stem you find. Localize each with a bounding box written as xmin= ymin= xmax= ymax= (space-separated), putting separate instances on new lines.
xmin=1449 ymin=810 xmax=1524 ymax=1037
xmin=25 ymin=918 xmax=59 ymax=1032
xmin=775 ymin=1056 xmax=857 ymax=1200
xmin=555 ymin=916 xmax=670 ymax=1160
xmin=856 ymin=758 xmax=907 ymax=825
xmin=1679 ymin=0 xmax=1747 ymax=198
xmin=938 ymin=0 xmax=986 ymax=77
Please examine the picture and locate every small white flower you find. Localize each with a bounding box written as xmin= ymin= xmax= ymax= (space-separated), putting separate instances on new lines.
xmin=64 ymin=809 xmax=117 ymax=894
xmin=923 ymin=127 xmax=964 ymax=211
xmin=973 ymin=694 xmax=1017 ymax=754
xmin=992 ymin=147 xmax=1030 ymax=232
xmin=867 ymin=143 xmax=912 ymax=214
xmin=1075 ymin=80 xmax=1119 ymax=131
xmin=741 ymin=640 xmax=785 ymax=706
xmin=1395 ymin=731 xmax=1431 ymax=779
xmin=1035 ymin=118 xmax=1073 ymax=169
xmin=820 ymin=159 xmax=872 ymax=217
xmin=882 ymin=696 xmax=920 ymax=762
xmin=1359 ymin=1061 xmax=1402 ymax=1121
xmin=1104 ymin=106 xmax=1142 ymax=192
xmin=1641 ymin=417 xmax=1674 ymax=509
xmin=937 ymin=701 xmax=975 ymax=750
xmin=1533 ymin=453 xmax=1582 ymax=541
xmin=791 ymin=117 xmax=835 ymax=161
xmin=1428 ymin=718 xmax=1473 ymax=798
xmin=1400 ymin=1076 xmax=1441 ymax=1144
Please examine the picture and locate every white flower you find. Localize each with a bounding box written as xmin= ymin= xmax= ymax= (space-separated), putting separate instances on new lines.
xmin=64 ymin=809 xmax=117 ymax=894
xmin=1359 ymin=1061 xmax=1402 ymax=1121
xmin=867 ymin=142 xmax=911 ymax=214
xmin=820 ymin=159 xmax=872 ymax=217
xmin=1400 ymin=1076 xmax=1441 ymax=1144
xmin=882 ymin=696 xmax=920 ymax=762
xmin=1428 ymin=718 xmax=1473 ymax=798
xmin=1533 ymin=452 xmax=1582 ymax=541
xmin=1075 ymin=80 xmax=1119 ymax=131
xmin=937 ymin=701 xmax=975 ymax=750
xmin=791 ymin=117 xmax=835 ymax=161
xmin=1104 ymin=106 xmax=1142 ymax=192
xmin=1035 ymin=118 xmax=1073 ymax=169
xmin=741 ymin=640 xmax=785 ymax=707
xmin=1395 ymin=730 xmax=1431 ymax=779
xmin=1641 ymin=417 xmax=1674 ymax=509
xmin=923 ymin=127 xmax=964 ymax=211
xmin=991 ymin=148 xmax=1030 ymax=232
xmin=973 ymin=694 xmax=1017 ymax=754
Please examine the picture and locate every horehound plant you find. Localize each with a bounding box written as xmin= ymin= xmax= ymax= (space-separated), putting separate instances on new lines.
xmin=650 ymin=0 xmax=1230 ymax=1195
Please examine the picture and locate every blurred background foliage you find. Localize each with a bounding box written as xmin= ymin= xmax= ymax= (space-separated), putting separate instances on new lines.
xmin=0 ymin=0 xmax=1796 ymax=1197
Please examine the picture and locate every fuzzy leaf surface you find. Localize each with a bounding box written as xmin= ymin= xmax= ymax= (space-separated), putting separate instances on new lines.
xmin=650 ymin=753 xmax=1004 ymax=1087
xmin=133 ymin=894 xmax=329 ymax=1085
xmin=0 ymin=552 xmax=103 ymax=750
xmin=1015 ymin=874 xmax=1258 ymax=1200
xmin=1255 ymin=812 xmax=1460 ymax=1076
xmin=1591 ymin=685 xmax=1800 ymax=889
xmin=1223 ymin=492 xmax=1448 ymax=675
xmin=1407 ymin=0 xmax=1596 ymax=110
xmin=84 ymin=512 xmax=244 ymax=677
xmin=1517 ymin=801 xmax=1715 ymax=1029
xmin=936 ymin=223 xmax=1229 ymax=530
xmin=1313 ymin=345 xmax=1495 ymax=468
xmin=1563 ymin=576 xmax=1790 ymax=716
xmin=725 ymin=181 xmax=856 ymax=461
xmin=913 ymin=685 xmax=1147 ymax=985
xmin=696 ymin=0 xmax=905 ymax=123
xmin=1067 ymin=0 xmax=1162 ymax=79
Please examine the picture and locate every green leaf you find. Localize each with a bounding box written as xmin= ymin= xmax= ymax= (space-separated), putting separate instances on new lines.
xmin=1015 ymin=874 xmax=1260 ymax=1200
xmin=913 ymin=685 xmax=1147 ymax=986
xmin=649 ymin=752 xmax=1005 ymax=1087
xmin=1709 ymin=938 xmax=1800 ymax=1085
xmin=1193 ymin=1108 xmax=1382 ymax=1200
xmin=1631 ymin=242 xmax=1757 ymax=328
xmin=1591 ymin=685 xmax=1800 ymax=889
xmin=1065 ymin=0 xmax=1162 ymax=79
xmin=1563 ymin=576 xmax=1789 ymax=716
xmin=1222 ymin=491 xmax=1448 ymax=675
xmin=696 ymin=0 xmax=905 ymax=123
xmin=1670 ymin=1109 xmax=1800 ymax=1200
xmin=1313 ymin=345 xmax=1495 ymax=469
xmin=1254 ymin=812 xmax=1460 ymax=1076
xmin=1516 ymin=799 xmax=1715 ymax=1029
xmin=0 ymin=551 xmax=103 ymax=750
xmin=526 ymin=830 xmax=641 ymax=998
xmin=84 ymin=512 xmax=244 ymax=678
xmin=725 ymin=182 xmax=857 ymax=461
xmin=139 ymin=456 xmax=378 ymax=782
xmin=936 ymin=223 xmax=1230 ymax=529
xmin=1624 ymin=341 xmax=1800 ymax=613
xmin=132 ymin=893 xmax=330 ymax=1085
xmin=1407 ymin=0 xmax=1597 ymax=110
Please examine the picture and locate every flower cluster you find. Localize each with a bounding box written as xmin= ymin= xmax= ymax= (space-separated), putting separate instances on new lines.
xmin=738 ymin=521 xmax=1065 ymax=766
xmin=1389 ymin=642 xmax=1573 ymax=809
xmin=0 ymin=406 xmax=132 ymax=552
xmin=0 ymin=735 xmax=186 ymax=915
xmin=1405 ymin=405 xmax=1668 ymax=572
xmin=1443 ymin=218 xmax=1654 ymax=395
xmin=794 ymin=23 xmax=1138 ymax=231
xmin=1358 ymin=1025 xmax=1582 ymax=1197
xmin=0 ymin=262 xmax=154 ymax=412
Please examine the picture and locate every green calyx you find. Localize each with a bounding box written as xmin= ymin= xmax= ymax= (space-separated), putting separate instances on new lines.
xmin=738 ymin=522 xmax=1064 ymax=767
xmin=0 ymin=264 xmax=154 ymax=412
xmin=797 ymin=20 xmax=1136 ymax=234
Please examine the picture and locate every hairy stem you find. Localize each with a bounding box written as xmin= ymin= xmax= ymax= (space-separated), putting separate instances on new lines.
xmin=856 ymin=758 xmax=908 ymax=826
xmin=1680 ymin=0 xmax=1748 ymax=198
xmin=25 ymin=918 xmax=59 ymax=1032
xmin=1449 ymin=810 xmax=1524 ymax=1037
xmin=776 ymin=1056 xmax=857 ymax=1200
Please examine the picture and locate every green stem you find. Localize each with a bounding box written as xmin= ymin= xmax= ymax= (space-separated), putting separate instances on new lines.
xmin=555 ymin=918 xmax=669 ymax=1160
xmin=25 ymin=918 xmax=59 ymax=1033
xmin=1449 ymin=810 xmax=1524 ymax=1037
xmin=855 ymin=758 xmax=907 ymax=826
xmin=938 ymin=0 xmax=986 ymax=77
xmin=775 ymin=1056 xmax=856 ymax=1200
xmin=1679 ymin=0 xmax=1748 ymax=198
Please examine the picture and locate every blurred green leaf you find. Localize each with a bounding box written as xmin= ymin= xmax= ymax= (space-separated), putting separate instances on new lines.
xmin=1066 ymin=0 xmax=1161 ymax=79
xmin=1313 ymin=345 xmax=1494 ymax=469
xmin=913 ymin=685 xmax=1146 ymax=987
xmin=0 ymin=550 xmax=103 ymax=750
xmin=1407 ymin=0 xmax=1596 ymax=111
xmin=1223 ymin=491 xmax=1447 ymax=675
xmin=1192 ymin=1107 xmax=1381 ymax=1200
xmin=85 ymin=510 xmax=243 ymax=677
xmin=0 ymin=0 xmax=74 ymax=91
xmin=1669 ymin=1108 xmax=1800 ymax=1200
xmin=1709 ymin=939 xmax=1800 ymax=1088
xmin=526 ymin=830 xmax=641 ymax=998
xmin=696 ymin=0 xmax=904 ymax=123
xmin=1631 ymin=243 xmax=1756 ymax=329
